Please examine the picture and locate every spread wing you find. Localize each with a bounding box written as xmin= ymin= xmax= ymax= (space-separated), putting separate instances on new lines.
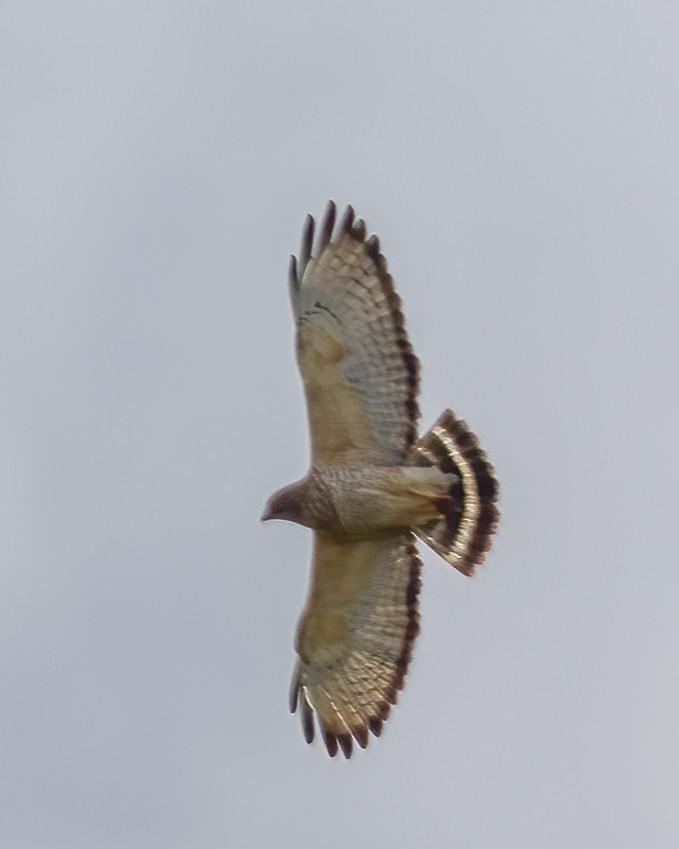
xmin=289 ymin=202 xmax=420 ymax=466
xmin=290 ymin=532 xmax=421 ymax=758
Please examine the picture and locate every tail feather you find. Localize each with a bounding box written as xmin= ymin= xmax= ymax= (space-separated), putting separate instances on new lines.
xmin=411 ymin=410 xmax=499 ymax=576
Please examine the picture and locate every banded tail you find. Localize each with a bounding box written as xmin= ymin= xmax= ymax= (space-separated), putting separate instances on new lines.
xmin=412 ymin=410 xmax=499 ymax=576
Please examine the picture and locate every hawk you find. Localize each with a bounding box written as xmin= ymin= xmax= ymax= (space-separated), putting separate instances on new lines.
xmin=262 ymin=202 xmax=499 ymax=757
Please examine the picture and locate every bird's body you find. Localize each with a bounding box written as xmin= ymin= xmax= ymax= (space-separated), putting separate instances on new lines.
xmin=263 ymin=203 xmax=499 ymax=757
xmin=264 ymin=463 xmax=453 ymax=537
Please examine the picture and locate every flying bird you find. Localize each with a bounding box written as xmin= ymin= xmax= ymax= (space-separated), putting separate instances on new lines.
xmin=262 ymin=202 xmax=499 ymax=757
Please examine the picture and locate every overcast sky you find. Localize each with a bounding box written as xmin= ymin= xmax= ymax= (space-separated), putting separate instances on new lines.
xmin=2 ymin=2 xmax=679 ymax=847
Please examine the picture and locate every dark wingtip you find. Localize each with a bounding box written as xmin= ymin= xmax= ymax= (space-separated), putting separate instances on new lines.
xmin=288 ymin=254 xmax=299 ymax=294
xmin=369 ymin=715 xmax=384 ymax=737
xmin=300 ymin=213 xmax=314 ymax=269
xmin=323 ymin=729 xmax=339 ymax=757
xmin=366 ymin=233 xmax=381 ymax=256
xmin=318 ymin=200 xmax=337 ymax=251
xmin=340 ymin=204 xmax=355 ymax=235
xmin=289 ymin=672 xmax=299 ymax=713
xmin=301 ymin=695 xmax=315 ymax=744
xmin=337 ymin=733 xmax=353 ymax=759
xmin=353 ymin=725 xmax=369 ymax=749
xmin=352 ymin=217 xmax=366 ymax=241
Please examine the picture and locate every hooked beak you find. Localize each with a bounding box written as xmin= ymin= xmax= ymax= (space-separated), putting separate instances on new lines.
xmin=261 ymin=503 xmax=274 ymax=522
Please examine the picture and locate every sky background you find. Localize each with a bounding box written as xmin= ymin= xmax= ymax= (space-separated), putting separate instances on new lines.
xmin=2 ymin=2 xmax=679 ymax=847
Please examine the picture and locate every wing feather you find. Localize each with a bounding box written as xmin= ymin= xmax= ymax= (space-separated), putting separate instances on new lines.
xmin=290 ymin=532 xmax=421 ymax=757
xmin=291 ymin=202 xmax=420 ymax=466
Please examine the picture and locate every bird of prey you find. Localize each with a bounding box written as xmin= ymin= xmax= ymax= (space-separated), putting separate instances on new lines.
xmin=262 ymin=202 xmax=499 ymax=757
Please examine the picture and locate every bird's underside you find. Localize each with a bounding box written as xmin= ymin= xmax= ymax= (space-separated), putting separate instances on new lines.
xmin=263 ymin=202 xmax=499 ymax=757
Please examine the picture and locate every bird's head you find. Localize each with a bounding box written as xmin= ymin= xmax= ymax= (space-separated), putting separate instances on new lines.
xmin=261 ymin=480 xmax=308 ymax=525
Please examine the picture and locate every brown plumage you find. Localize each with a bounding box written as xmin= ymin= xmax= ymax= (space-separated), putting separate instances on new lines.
xmin=263 ymin=202 xmax=499 ymax=757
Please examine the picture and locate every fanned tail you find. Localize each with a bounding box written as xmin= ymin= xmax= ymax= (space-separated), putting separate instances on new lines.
xmin=411 ymin=410 xmax=499 ymax=576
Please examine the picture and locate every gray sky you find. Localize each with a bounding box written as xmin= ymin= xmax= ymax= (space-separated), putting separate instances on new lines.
xmin=2 ymin=2 xmax=678 ymax=847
